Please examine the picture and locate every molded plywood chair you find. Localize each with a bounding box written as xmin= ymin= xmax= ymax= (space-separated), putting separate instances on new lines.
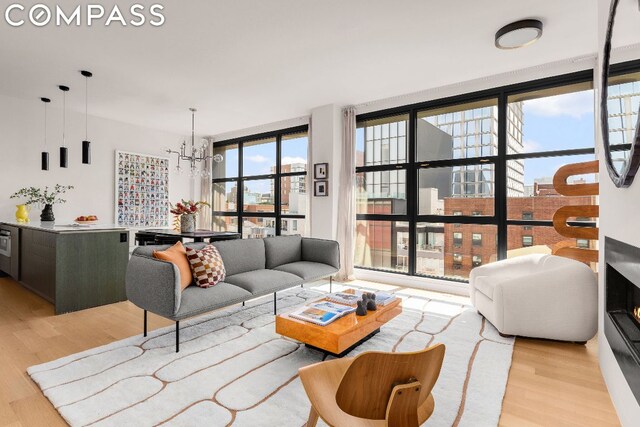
xmin=298 ymin=344 xmax=445 ymax=427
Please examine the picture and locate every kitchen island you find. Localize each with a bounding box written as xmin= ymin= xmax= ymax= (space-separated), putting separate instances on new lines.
xmin=0 ymin=221 xmax=130 ymax=314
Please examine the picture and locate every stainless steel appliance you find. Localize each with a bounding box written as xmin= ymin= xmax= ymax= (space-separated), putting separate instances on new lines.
xmin=0 ymin=230 xmax=10 ymax=257
xmin=0 ymin=230 xmax=10 ymax=275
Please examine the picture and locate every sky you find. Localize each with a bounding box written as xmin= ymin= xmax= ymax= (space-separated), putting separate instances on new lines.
xmin=352 ymin=89 xmax=596 ymax=187
xmin=520 ymin=89 xmax=595 ymax=185
xmin=217 ymin=135 xmax=308 ymax=195
xmin=219 ymin=90 xmax=597 ymax=197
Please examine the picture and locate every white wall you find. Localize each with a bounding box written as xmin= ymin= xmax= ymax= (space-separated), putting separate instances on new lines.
xmin=596 ymin=1 xmax=640 ymax=425
xmin=309 ymin=104 xmax=343 ymax=240
xmin=0 ymin=93 xmax=197 ymax=225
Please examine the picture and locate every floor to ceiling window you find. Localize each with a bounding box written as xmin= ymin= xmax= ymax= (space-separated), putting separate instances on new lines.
xmin=211 ymin=126 xmax=308 ymax=238
xmin=354 ymin=68 xmax=611 ymax=282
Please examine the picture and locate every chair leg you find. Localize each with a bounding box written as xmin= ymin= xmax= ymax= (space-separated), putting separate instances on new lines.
xmin=176 ymin=321 xmax=180 ymax=353
xmin=329 ymin=276 xmax=333 ymax=293
xmin=306 ymin=406 xmax=319 ymax=427
xmin=273 ymin=292 xmax=277 ymax=315
xmin=143 ymin=310 xmax=147 ymax=337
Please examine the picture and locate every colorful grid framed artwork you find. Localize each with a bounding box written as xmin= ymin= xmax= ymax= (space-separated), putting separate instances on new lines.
xmin=115 ymin=151 xmax=170 ymax=228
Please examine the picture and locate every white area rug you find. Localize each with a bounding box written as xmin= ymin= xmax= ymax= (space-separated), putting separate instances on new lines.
xmin=28 ymin=282 xmax=514 ymax=427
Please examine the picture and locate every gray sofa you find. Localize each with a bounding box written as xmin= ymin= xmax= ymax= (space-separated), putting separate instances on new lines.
xmin=126 ymin=235 xmax=340 ymax=351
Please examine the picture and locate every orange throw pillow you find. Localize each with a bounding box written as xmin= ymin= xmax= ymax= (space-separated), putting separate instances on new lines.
xmin=153 ymin=241 xmax=193 ymax=291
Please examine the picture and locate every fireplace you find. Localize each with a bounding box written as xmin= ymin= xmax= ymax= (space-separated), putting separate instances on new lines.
xmin=605 ymin=237 xmax=640 ymax=404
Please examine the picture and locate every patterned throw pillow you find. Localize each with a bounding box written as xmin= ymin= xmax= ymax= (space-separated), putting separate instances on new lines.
xmin=185 ymin=245 xmax=226 ymax=288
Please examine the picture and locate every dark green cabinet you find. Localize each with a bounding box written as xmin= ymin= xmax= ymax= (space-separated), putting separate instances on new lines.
xmin=18 ymin=227 xmax=129 ymax=314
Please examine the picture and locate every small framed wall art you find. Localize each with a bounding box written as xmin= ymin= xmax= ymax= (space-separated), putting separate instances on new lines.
xmin=314 ymin=180 xmax=329 ymax=197
xmin=314 ymin=162 xmax=328 ymax=179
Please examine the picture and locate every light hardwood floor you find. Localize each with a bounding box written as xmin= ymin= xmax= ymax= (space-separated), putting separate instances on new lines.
xmin=0 ymin=277 xmax=621 ymax=426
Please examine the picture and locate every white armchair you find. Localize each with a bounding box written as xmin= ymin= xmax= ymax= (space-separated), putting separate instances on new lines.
xmin=469 ymin=254 xmax=597 ymax=342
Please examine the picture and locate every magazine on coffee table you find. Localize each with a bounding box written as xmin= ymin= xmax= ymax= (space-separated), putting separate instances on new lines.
xmin=325 ymin=292 xmax=361 ymax=306
xmin=290 ymin=307 xmax=341 ymax=326
xmin=289 ymin=301 xmax=356 ymax=326
xmin=326 ymin=291 xmax=397 ymax=307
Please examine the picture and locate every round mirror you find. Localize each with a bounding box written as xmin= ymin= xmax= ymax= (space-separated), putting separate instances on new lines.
xmin=601 ymin=0 xmax=640 ymax=188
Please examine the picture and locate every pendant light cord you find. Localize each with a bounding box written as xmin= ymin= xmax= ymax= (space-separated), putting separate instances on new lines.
xmin=85 ymin=76 xmax=88 ymax=140
xmin=62 ymin=91 xmax=66 ymax=148
xmin=44 ymin=102 xmax=47 ymax=149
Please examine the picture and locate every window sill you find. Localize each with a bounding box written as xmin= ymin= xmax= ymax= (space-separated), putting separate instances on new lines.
xmin=354 ymin=268 xmax=469 ymax=297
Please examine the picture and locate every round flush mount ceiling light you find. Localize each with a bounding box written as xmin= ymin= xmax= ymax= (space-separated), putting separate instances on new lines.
xmin=495 ymin=19 xmax=543 ymax=49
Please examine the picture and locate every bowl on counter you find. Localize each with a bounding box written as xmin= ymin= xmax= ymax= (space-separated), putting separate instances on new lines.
xmin=74 ymin=216 xmax=99 ymax=225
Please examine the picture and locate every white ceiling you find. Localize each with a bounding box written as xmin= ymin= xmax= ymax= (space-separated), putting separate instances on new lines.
xmin=0 ymin=0 xmax=637 ymax=136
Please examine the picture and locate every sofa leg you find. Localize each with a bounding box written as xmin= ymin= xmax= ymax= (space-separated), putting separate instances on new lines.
xmin=143 ymin=310 xmax=147 ymax=337
xmin=176 ymin=321 xmax=180 ymax=353
xmin=242 ymin=301 xmax=245 ymax=307
xmin=273 ymin=292 xmax=277 ymax=315
xmin=499 ymin=332 xmax=514 ymax=339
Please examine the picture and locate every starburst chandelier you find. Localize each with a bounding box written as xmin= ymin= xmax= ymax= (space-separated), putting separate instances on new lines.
xmin=167 ymin=108 xmax=223 ymax=178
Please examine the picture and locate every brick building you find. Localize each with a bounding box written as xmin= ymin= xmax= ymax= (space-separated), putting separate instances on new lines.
xmin=443 ymin=181 xmax=596 ymax=278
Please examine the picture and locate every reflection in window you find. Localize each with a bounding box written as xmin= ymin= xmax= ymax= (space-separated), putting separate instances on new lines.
xmin=354 ymin=220 xmax=409 ymax=273
xmin=356 ymin=115 xmax=409 ymax=167
xmin=212 ymin=181 xmax=237 ymax=212
xmin=417 ymin=99 xmax=500 ymax=161
xmin=607 ymin=72 xmax=640 ymax=173
xmin=357 ymin=170 xmax=407 ymax=215
xmin=419 ymin=165 xmax=495 ymax=216
xmin=212 ymin=216 xmax=238 ymax=233
xmin=212 ymin=144 xmax=239 ymax=179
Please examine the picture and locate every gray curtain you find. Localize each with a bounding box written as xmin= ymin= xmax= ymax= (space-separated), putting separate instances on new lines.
xmin=336 ymin=106 xmax=356 ymax=281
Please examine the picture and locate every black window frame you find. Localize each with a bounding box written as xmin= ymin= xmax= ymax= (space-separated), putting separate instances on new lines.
xmin=211 ymin=125 xmax=308 ymax=238
xmin=353 ymin=61 xmax=640 ymax=282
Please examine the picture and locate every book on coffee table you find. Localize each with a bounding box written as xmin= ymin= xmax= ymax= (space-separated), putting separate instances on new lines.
xmin=290 ymin=301 xmax=356 ymax=326
xmin=325 ymin=292 xmax=361 ymax=306
xmin=326 ymin=291 xmax=397 ymax=307
xmin=290 ymin=307 xmax=341 ymax=326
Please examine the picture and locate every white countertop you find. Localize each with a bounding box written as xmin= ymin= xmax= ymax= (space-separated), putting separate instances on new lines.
xmin=0 ymin=221 xmax=128 ymax=234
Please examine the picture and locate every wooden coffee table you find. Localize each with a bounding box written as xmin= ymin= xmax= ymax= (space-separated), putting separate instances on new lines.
xmin=275 ymin=290 xmax=402 ymax=358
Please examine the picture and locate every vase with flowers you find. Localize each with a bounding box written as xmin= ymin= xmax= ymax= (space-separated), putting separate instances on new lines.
xmin=10 ymin=184 xmax=74 ymax=222
xmin=170 ymin=200 xmax=210 ymax=233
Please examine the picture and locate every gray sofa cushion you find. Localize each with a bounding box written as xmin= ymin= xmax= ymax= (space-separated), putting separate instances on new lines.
xmin=302 ymin=238 xmax=340 ymax=270
xmin=225 ymin=269 xmax=303 ymax=295
xmin=172 ymin=282 xmax=251 ymax=321
xmin=263 ymin=236 xmax=302 ymax=269
xmin=211 ymin=239 xmax=266 ymax=276
xmin=274 ymin=261 xmax=338 ymax=281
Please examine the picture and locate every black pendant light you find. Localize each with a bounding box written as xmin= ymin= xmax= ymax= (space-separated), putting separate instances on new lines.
xmin=59 ymin=85 xmax=70 ymax=168
xmin=41 ymin=97 xmax=51 ymax=171
xmin=81 ymin=70 xmax=92 ymax=164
